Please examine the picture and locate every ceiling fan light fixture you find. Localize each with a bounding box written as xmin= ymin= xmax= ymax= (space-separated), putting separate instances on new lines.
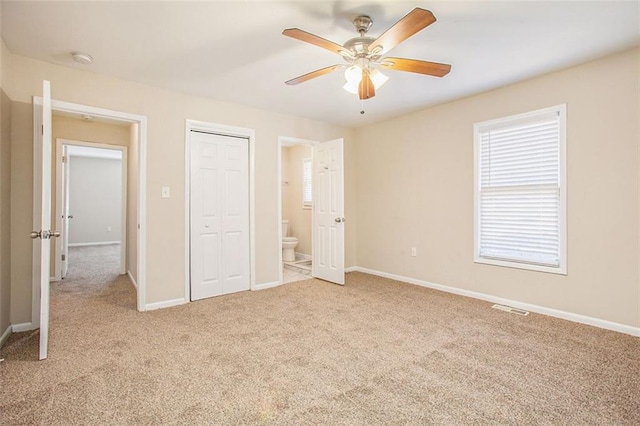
xmin=343 ymin=65 xmax=388 ymax=95
xmin=370 ymin=68 xmax=389 ymax=90
xmin=343 ymin=65 xmax=362 ymax=94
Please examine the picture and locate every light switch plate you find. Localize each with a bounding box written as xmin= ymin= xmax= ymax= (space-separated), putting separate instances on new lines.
xmin=161 ymin=186 xmax=171 ymax=198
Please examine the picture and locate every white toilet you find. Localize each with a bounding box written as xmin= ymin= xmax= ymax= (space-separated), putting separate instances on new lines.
xmin=282 ymin=220 xmax=299 ymax=262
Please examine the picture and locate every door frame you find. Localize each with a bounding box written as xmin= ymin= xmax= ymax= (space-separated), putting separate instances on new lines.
xmin=277 ymin=136 xmax=318 ymax=285
xmin=32 ymin=98 xmax=148 ymax=325
xmin=53 ymin=139 xmax=128 ymax=281
xmin=184 ymin=119 xmax=256 ymax=301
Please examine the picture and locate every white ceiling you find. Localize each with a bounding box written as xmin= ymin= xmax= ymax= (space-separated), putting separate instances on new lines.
xmin=2 ymin=1 xmax=638 ymax=128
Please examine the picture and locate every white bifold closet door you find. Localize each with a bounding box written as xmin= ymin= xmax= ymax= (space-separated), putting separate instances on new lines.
xmin=190 ymin=131 xmax=250 ymax=301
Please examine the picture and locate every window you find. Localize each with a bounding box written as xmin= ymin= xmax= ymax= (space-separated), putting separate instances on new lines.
xmin=302 ymin=158 xmax=312 ymax=208
xmin=474 ymin=105 xmax=566 ymax=274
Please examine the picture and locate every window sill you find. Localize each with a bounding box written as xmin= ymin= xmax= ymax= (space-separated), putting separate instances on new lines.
xmin=474 ymin=256 xmax=566 ymax=275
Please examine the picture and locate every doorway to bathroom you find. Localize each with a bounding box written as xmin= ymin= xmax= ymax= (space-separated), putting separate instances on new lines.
xmin=278 ymin=136 xmax=346 ymax=286
xmin=279 ymin=138 xmax=315 ymax=283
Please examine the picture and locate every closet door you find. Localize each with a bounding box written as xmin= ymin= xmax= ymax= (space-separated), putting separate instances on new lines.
xmin=190 ymin=131 xmax=249 ymax=300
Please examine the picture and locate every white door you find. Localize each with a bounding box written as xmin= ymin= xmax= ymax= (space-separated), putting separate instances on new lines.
xmin=61 ymin=145 xmax=70 ymax=278
xmin=31 ymin=80 xmax=55 ymax=360
xmin=313 ymin=138 xmax=345 ymax=285
xmin=190 ymin=131 xmax=250 ymax=300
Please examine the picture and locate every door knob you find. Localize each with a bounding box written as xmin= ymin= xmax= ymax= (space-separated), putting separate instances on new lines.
xmin=68 ymin=215 xmax=74 ymax=219
xmin=29 ymin=230 xmax=60 ymax=239
xmin=334 ymin=217 xmax=346 ymax=223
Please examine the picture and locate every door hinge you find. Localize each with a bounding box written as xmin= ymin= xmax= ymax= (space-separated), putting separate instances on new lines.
xmin=62 ymin=155 xmax=66 ymax=163
xmin=41 ymin=125 xmax=44 ymax=135
xmin=62 ymin=254 xmax=66 ymax=261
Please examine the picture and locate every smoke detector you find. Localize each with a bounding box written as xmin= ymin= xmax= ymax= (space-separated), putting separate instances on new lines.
xmin=71 ymin=51 xmax=93 ymax=65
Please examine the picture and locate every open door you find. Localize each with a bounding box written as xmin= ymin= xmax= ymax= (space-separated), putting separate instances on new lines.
xmin=312 ymin=138 xmax=345 ymax=285
xmin=30 ymin=80 xmax=56 ymax=360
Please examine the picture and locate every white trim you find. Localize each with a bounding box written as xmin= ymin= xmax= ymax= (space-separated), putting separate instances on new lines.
xmin=127 ymin=270 xmax=138 ymax=290
xmin=294 ymin=252 xmax=312 ymax=261
xmin=11 ymin=322 xmax=35 ymax=332
xmin=351 ymin=266 xmax=640 ymax=337
xmin=345 ymin=266 xmax=358 ymax=273
xmin=473 ymin=104 xmax=567 ymax=275
xmin=145 ymin=298 xmax=186 ymax=311
xmin=254 ymin=281 xmax=281 ymax=291
xmin=184 ymin=120 xmax=256 ymax=302
xmin=68 ymin=241 xmax=121 ymax=247
xmin=277 ymin=136 xmax=318 ymax=285
xmin=0 ymin=325 xmax=11 ymax=347
xmin=33 ymin=97 xmax=147 ymax=313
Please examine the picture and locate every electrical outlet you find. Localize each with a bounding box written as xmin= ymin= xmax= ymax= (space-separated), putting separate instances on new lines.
xmin=411 ymin=247 xmax=417 ymax=257
xmin=161 ymin=186 xmax=171 ymax=198
xmin=107 ymin=226 xmax=112 ymax=232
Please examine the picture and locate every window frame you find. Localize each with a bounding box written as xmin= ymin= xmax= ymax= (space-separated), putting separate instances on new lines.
xmin=302 ymin=157 xmax=312 ymax=209
xmin=473 ymin=104 xmax=567 ymax=275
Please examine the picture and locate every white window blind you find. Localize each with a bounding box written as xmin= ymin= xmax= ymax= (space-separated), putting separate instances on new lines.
xmin=302 ymin=158 xmax=312 ymax=207
xmin=475 ymin=105 xmax=566 ymax=273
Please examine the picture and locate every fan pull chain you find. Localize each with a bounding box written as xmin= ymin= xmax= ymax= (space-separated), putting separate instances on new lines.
xmin=360 ymin=99 xmax=365 ymax=115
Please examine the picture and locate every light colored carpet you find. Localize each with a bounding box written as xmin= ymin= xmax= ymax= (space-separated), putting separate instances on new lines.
xmin=1 ymin=245 xmax=639 ymax=425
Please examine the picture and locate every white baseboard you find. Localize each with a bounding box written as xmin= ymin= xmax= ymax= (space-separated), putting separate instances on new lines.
xmin=254 ymin=281 xmax=281 ymax=291
xmin=345 ymin=266 xmax=358 ymax=273
xmin=68 ymin=241 xmax=120 ymax=247
xmin=11 ymin=322 xmax=35 ymax=332
xmin=294 ymin=252 xmax=312 ymax=261
xmin=127 ymin=270 xmax=138 ymax=290
xmin=0 ymin=325 xmax=11 ymax=348
xmin=144 ymin=298 xmax=186 ymax=311
xmin=352 ymin=267 xmax=640 ymax=337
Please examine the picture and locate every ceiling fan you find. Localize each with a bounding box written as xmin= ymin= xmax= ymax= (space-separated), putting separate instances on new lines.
xmin=282 ymin=8 xmax=451 ymax=101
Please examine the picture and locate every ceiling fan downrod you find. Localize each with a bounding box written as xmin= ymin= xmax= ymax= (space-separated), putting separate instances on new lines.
xmin=352 ymin=15 xmax=373 ymax=36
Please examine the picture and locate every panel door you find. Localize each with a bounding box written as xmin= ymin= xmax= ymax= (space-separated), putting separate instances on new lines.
xmin=31 ymin=80 xmax=53 ymax=360
xmin=313 ymin=138 xmax=345 ymax=285
xmin=190 ymin=131 xmax=250 ymax=300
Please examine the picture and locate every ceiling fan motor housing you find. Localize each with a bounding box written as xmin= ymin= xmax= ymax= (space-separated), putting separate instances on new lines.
xmin=343 ymin=37 xmax=375 ymax=58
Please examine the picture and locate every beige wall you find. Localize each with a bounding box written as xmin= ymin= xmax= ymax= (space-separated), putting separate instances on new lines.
xmin=9 ymin=101 xmax=32 ymax=324
xmin=128 ymin=123 xmax=139 ymax=283
xmin=53 ymin=115 xmax=131 ymax=145
xmin=0 ymin=88 xmax=11 ymax=335
xmin=0 ymin=0 xmax=9 ymax=337
xmin=67 ymin=156 xmax=122 ymax=244
xmin=4 ymin=49 xmax=353 ymax=323
xmin=355 ymin=48 xmax=640 ymax=328
xmin=282 ymin=144 xmax=312 ymax=256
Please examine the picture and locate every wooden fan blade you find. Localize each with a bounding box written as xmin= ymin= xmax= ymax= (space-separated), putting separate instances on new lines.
xmin=285 ymin=65 xmax=342 ymax=85
xmin=283 ymin=28 xmax=348 ymax=56
xmin=380 ymin=57 xmax=451 ymax=77
xmin=358 ymin=70 xmax=375 ymax=100
xmin=368 ymin=8 xmax=436 ymax=55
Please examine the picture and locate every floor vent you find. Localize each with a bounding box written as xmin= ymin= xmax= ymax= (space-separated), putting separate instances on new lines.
xmin=492 ymin=304 xmax=530 ymax=316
